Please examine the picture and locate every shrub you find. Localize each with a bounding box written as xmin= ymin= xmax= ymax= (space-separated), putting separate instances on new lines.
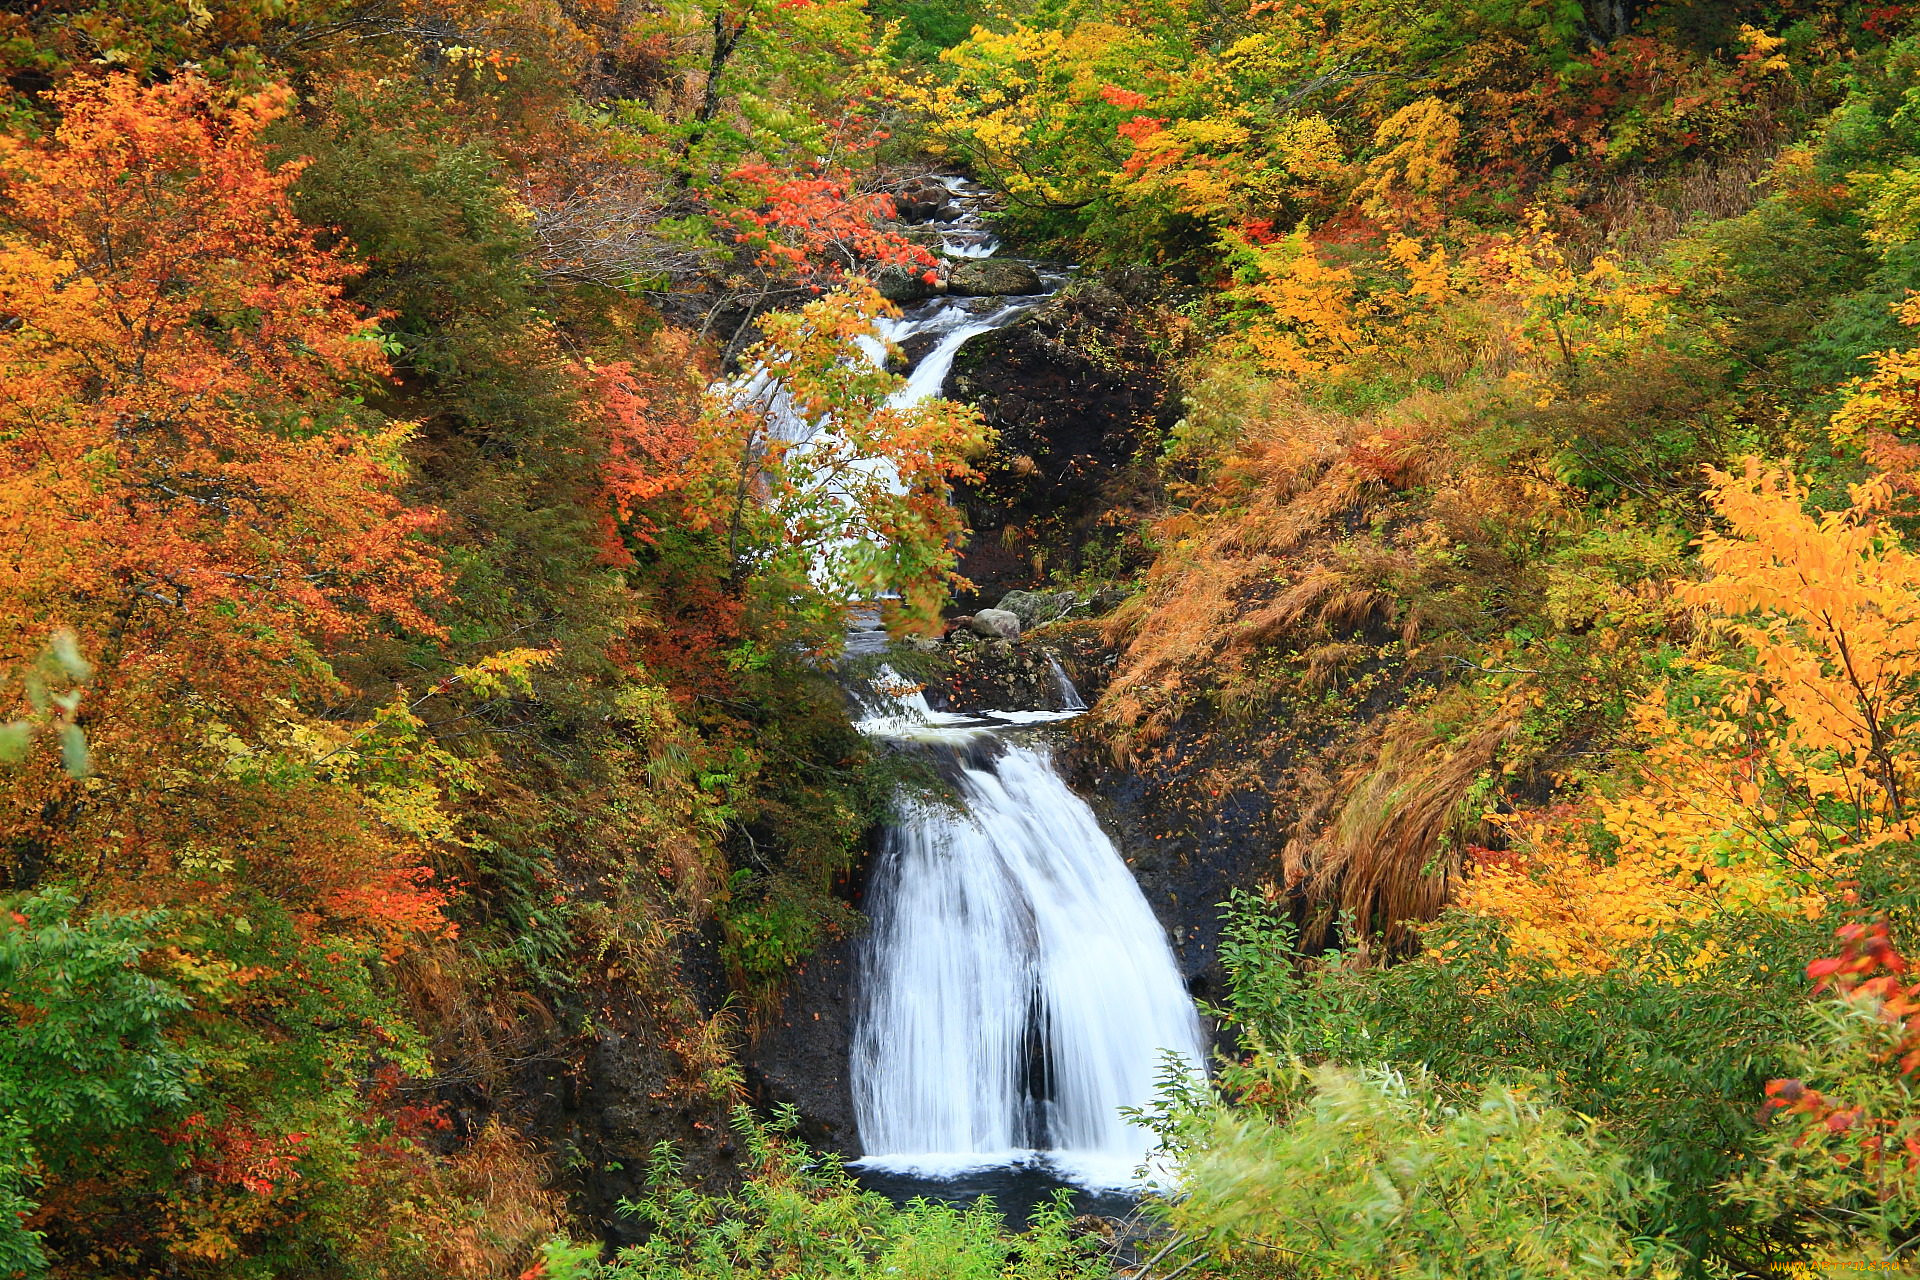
xmin=544 ymin=1110 xmax=1107 ymax=1280
xmin=1170 ymin=1063 xmax=1686 ymax=1280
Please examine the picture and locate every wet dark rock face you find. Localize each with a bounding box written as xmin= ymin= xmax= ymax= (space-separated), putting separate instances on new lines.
xmin=743 ymin=931 xmax=865 ymax=1157
xmin=1062 ymin=724 xmax=1292 ymax=1036
xmin=1060 ymin=621 xmax=1432 ymax=1011
xmin=513 ymin=942 xmax=740 ymax=1244
xmin=943 ymin=283 xmax=1173 ymax=608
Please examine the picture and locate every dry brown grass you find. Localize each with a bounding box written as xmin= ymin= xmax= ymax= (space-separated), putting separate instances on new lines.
xmin=1095 ymin=381 xmax=1470 ymax=762
xmin=1099 ymin=396 xmax=1370 ymax=749
xmin=1580 ymin=111 xmax=1795 ymax=264
xmin=1286 ymin=695 xmax=1522 ymax=948
xmin=397 ymin=942 xmax=553 ymax=1097
xmin=1088 ymin=113 xmax=1780 ymax=943
xmin=422 ymin=1122 xmax=566 ymax=1280
xmin=1090 ymin=363 xmax=1555 ymax=941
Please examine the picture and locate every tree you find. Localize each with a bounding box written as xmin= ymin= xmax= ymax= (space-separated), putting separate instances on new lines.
xmin=0 ymin=73 xmax=443 ymax=693
xmin=1456 ymin=459 xmax=1920 ymax=975
xmin=1689 ymin=460 xmax=1920 ymax=851
xmin=691 ymin=285 xmax=988 ymax=631
xmin=0 ymin=74 xmax=449 ymax=904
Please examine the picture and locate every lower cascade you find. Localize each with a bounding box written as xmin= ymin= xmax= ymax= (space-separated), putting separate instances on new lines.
xmin=849 ymin=723 xmax=1207 ymax=1187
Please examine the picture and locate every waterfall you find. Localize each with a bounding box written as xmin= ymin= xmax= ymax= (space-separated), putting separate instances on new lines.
xmin=934 ymin=175 xmax=1001 ymax=258
xmin=1047 ymin=655 xmax=1088 ymax=713
xmin=841 ymin=176 xmax=1204 ymax=1191
xmin=872 ymin=292 xmax=1052 ymax=409
xmin=715 ymin=174 xmax=1046 ymax=599
xmin=850 ymin=734 xmax=1206 ymax=1187
xmin=889 ymin=318 xmax=1003 ymax=407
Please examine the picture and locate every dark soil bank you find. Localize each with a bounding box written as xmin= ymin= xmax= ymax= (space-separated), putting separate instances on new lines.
xmin=944 ymin=280 xmax=1175 ymax=607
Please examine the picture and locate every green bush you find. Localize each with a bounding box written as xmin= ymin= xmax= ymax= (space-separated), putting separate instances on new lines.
xmin=0 ymin=891 xmax=194 ymax=1275
xmin=543 ymin=1110 xmax=1107 ymax=1280
xmin=1171 ymin=1064 xmax=1687 ymax=1280
xmin=1213 ymin=892 xmax=1838 ymax=1272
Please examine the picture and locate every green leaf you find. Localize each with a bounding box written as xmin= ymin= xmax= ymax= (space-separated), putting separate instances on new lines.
xmin=58 ymin=724 xmax=89 ymax=778
xmin=49 ymin=629 xmax=92 ymax=682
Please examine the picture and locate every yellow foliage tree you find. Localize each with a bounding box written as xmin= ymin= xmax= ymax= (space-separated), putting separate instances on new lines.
xmin=901 ymin=20 xmax=1353 ymax=242
xmin=1228 ymin=226 xmax=1454 ymax=383
xmin=1483 ymin=210 xmax=1678 ymax=404
xmin=1457 ymin=696 xmax=1821 ymax=976
xmin=1831 ymin=294 xmax=1920 ymax=490
xmin=1459 ymin=459 xmax=1920 ymax=972
xmin=899 ymin=23 xmax=1152 ymax=209
xmin=1354 ymin=97 xmax=1462 ymax=231
xmin=1690 ymin=460 xmax=1920 ymax=848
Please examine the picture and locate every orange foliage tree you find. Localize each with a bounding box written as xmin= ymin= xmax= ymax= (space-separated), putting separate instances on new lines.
xmin=0 ymin=74 xmax=442 ymax=686
xmin=728 ymin=162 xmax=938 ymax=288
xmin=576 ymin=331 xmax=707 ymax=557
xmin=0 ymin=73 xmax=453 ymax=932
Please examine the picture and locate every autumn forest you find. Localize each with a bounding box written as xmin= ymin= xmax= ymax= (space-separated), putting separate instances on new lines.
xmin=6 ymin=0 xmax=1920 ymax=1276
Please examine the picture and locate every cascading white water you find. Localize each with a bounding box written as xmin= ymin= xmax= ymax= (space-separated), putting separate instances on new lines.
xmin=867 ymin=286 xmax=1056 ymax=410
xmin=1047 ymin=655 xmax=1088 ymax=713
xmin=934 ymin=175 xmax=1002 ymax=258
xmin=850 ymin=731 xmax=1207 ymax=1187
xmin=834 ymin=177 xmax=1205 ymax=1190
xmin=886 ymin=310 xmax=1014 ymax=408
xmin=728 ymin=178 xmax=1051 ymax=599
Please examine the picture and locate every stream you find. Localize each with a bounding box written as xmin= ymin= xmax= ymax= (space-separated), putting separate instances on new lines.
xmin=837 ymin=182 xmax=1208 ymax=1221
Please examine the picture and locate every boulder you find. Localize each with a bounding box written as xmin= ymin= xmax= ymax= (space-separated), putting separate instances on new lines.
xmin=1103 ymin=263 xmax=1161 ymax=304
xmin=968 ymin=608 xmax=1022 ymax=640
xmin=872 ymin=263 xmax=939 ymax=304
xmin=891 ymin=182 xmax=955 ymax=224
xmin=947 ymin=258 xmax=1044 ymax=297
xmin=920 ymin=627 xmax=1113 ymax=723
xmin=995 ymin=589 xmax=1079 ymax=630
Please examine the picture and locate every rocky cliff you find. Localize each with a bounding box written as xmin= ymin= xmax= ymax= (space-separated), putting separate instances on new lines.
xmin=942 ymin=280 xmax=1175 ymax=607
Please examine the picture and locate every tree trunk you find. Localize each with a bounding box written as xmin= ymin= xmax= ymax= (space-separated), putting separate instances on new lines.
xmin=674 ymin=3 xmax=755 ymax=189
